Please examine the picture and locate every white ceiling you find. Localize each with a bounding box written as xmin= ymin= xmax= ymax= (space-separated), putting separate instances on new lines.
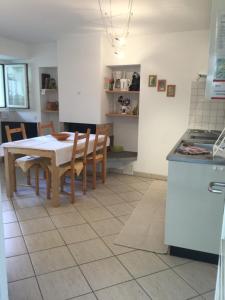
xmin=0 ymin=0 xmax=211 ymax=44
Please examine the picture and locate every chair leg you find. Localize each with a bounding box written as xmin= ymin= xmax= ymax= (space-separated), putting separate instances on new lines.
xmin=13 ymin=167 xmax=17 ymax=193
xmin=92 ymin=162 xmax=97 ymax=189
xmin=82 ymin=166 xmax=87 ymax=194
xmin=27 ymin=169 xmax=31 ymax=185
xmin=70 ymin=172 xmax=75 ymax=203
xmin=35 ymin=166 xmax=39 ymax=196
xmin=102 ymin=158 xmax=106 ymax=184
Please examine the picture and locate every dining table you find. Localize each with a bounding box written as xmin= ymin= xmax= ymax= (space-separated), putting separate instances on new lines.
xmin=1 ymin=132 xmax=108 ymax=207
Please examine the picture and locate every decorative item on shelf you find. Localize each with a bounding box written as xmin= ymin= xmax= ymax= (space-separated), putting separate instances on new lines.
xmin=148 ymin=75 xmax=157 ymax=87
xmin=157 ymin=79 xmax=166 ymax=92
xmin=41 ymin=73 xmax=50 ymax=89
xmin=111 ymin=145 xmax=124 ymax=152
xmin=49 ymin=78 xmax=57 ymax=89
xmin=132 ymin=103 xmax=139 ymax=116
xmin=167 ymin=85 xmax=176 ymax=97
xmin=118 ymin=96 xmax=131 ymax=114
xmin=129 ymin=72 xmax=140 ymax=91
xmin=109 ymin=78 xmax=114 ymax=90
xmin=104 ymin=77 xmax=110 ymax=90
xmin=46 ymin=101 xmax=58 ymax=111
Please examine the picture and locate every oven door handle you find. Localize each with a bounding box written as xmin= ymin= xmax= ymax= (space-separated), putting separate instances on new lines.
xmin=208 ymin=182 xmax=225 ymax=194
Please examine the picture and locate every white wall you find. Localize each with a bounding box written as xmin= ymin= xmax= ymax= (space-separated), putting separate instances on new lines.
xmin=104 ymin=30 xmax=209 ymax=176
xmin=0 ymin=36 xmax=30 ymax=59
xmin=57 ymin=33 xmax=103 ymax=124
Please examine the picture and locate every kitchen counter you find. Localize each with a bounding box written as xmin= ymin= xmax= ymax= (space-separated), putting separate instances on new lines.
xmin=167 ymin=129 xmax=225 ymax=165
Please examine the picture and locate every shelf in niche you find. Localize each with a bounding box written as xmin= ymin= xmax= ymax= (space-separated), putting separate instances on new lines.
xmin=105 ymin=90 xmax=139 ymax=94
xmin=42 ymin=110 xmax=59 ymax=113
xmin=106 ymin=113 xmax=138 ymax=118
xmin=41 ymin=89 xmax=57 ymax=95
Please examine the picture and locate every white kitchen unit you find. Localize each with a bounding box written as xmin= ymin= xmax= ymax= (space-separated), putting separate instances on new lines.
xmin=165 ymin=161 xmax=225 ymax=255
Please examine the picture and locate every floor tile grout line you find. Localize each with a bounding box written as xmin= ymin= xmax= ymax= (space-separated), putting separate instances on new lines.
xmin=9 ymin=196 xmax=45 ymax=300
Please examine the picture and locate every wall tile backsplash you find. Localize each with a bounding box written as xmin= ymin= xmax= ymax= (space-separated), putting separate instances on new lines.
xmin=188 ymin=79 xmax=225 ymax=130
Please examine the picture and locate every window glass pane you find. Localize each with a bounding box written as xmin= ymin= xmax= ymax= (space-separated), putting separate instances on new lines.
xmin=5 ymin=64 xmax=29 ymax=108
xmin=0 ymin=65 xmax=5 ymax=107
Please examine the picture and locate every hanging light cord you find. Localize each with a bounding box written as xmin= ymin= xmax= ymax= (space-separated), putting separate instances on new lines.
xmin=98 ymin=0 xmax=134 ymax=46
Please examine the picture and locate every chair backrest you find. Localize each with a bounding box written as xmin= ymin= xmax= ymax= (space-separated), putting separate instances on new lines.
xmin=92 ymin=127 xmax=108 ymax=159
xmin=5 ymin=123 xmax=27 ymax=142
xmin=71 ymin=128 xmax=91 ymax=166
xmin=37 ymin=121 xmax=55 ymax=136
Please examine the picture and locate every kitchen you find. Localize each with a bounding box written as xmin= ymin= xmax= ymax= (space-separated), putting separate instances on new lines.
xmin=0 ymin=0 xmax=224 ymax=299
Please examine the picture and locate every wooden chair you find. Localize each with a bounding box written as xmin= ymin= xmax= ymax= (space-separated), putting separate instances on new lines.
xmin=37 ymin=121 xmax=55 ymax=136
xmin=5 ymin=123 xmax=43 ymax=195
xmin=46 ymin=129 xmax=90 ymax=203
xmin=87 ymin=127 xmax=108 ymax=189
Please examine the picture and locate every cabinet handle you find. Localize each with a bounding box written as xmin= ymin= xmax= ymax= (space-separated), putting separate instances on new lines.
xmin=208 ymin=182 xmax=225 ymax=194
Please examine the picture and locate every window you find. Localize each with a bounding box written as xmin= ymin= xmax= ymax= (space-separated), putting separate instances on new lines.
xmin=0 ymin=65 xmax=5 ymax=108
xmin=0 ymin=64 xmax=29 ymax=109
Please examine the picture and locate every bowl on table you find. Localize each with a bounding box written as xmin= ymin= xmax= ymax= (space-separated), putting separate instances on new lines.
xmin=51 ymin=132 xmax=70 ymax=141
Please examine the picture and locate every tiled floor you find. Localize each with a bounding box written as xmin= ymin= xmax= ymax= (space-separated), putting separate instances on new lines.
xmin=1 ymin=167 xmax=217 ymax=300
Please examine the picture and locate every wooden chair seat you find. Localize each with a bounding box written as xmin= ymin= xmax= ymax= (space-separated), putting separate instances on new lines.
xmin=15 ymin=156 xmax=43 ymax=172
xmin=48 ymin=160 xmax=84 ymax=177
xmin=87 ymin=153 xmax=103 ymax=161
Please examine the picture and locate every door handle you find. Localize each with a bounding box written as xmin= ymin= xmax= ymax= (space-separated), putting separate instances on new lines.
xmin=208 ymin=182 xmax=225 ymax=194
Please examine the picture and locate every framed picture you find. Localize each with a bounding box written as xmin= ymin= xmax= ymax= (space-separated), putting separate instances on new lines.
xmin=167 ymin=85 xmax=176 ymax=97
xmin=148 ymin=75 xmax=157 ymax=87
xmin=157 ymin=79 xmax=166 ymax=92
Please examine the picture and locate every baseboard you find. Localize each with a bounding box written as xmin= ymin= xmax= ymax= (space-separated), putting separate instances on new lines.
xmin=133 ymin=171 xmax=167 ymax=181
xmin=170 ymin=246 xmax=218 ymax=265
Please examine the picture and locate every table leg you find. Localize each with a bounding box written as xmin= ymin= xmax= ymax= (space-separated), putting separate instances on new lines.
xmin=4 ymin=149 xmax=14 ymax=198
xmin=51 ymin=155 xmax=60 ymax=207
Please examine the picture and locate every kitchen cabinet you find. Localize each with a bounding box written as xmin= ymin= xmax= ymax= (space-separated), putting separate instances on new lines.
xmin=165 ymin=161 xmax=224 ymax=255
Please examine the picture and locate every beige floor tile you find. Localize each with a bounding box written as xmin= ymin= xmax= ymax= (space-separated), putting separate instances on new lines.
xmin=102 ymin=234 xmax=134 ymax=255
xmin=116 ymin=175 xmax=143 ymax=185
xmin=69 ymin=238 xmax=112 ymax=264
xmin=2 ymin=200 xmax=13 ymax=211
xmin=129 ymin=201 xmax=140 ymax=208
xmin=80 ymin=257 xmax=132 ymax=290
xmin=119 ymin=191 xmax=143 ymax=202
xmin=79 ymin=206 xmax=113 ymax=222
xmin=51 ymin=211 xmax=86 ymax=228
xmin=16 ymin=206 xmax=48 ymax=221
xmin=95 ymin=194 xmax=125 ymax=206
xmin=13 ymin=196 xmax=43 ymax=209
xmin=118 ymin=214 xmax=131 ymax=224
xmin=74 ymin=196 xmax=102 ymax=210
xmin=4 ymin=236 xmax=27 ymax=257
xmin=24 ymin=230 xmax=64 ymax=252
xmin=202 ymin=291 xmax=215 ymax=300
xmin=37 ymin=266 xmax=91 ymax=300
xmin=20 ymin=217 xmax=55 ymax=235
xmin=118 ymin=250 xmax=168 ymax=278
xmin=128 ymin=182 xmax=150 ymax=192
xmin=30 ymin=246 xmax=76 ymax=275
xmin=91 ymin=218 xmax=123 ymax=237
xmin=191 ymin=297 xmax=203 ymax=300
xmin=71 ymin=294 xmax=97 ymax=300
xmin=96 ymin=280 xmax=151 ymax=300
xmin=8 ymin=277 xmax=42 ymax=300
xmin=46 ymin=202 xmax=76 ymax=215
xmin=174 ymin=261 xmax=217 ymax=294
xmin=138 ymin=269 xmax=197 ymax=300
xmin=157 ymin=254 xmax=191 ymax=267
xmin=3 ymin=210 xmax=17 ymax=223
xmin=108 ymin=184 xmax=135 ymax=194
xmin=59 ymin=224 xmax=97 ymax=244
xmin=89 ymin=188 xmax=114 ymax=199
xmin=3 ymin=222 xmax=21 ymax=238
xmin=107 ymin=203 xmax=134 ymax=217
xmin=6 ymin=254 xmax=34 ymax=282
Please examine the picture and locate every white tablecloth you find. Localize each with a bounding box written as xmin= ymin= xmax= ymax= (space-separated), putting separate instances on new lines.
xmin=0 ymin=133 xmax=108 ymax=166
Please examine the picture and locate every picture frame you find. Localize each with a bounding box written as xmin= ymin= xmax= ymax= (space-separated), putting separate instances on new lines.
xmin=167 ymin=85 xmax=176 ymax=97
xmin=157 ymin=79 xmax=166 ymax=92
xmin=148 ymin=75 xmax=157 ymax=87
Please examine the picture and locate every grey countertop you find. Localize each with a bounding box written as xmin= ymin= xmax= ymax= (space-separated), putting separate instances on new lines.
xmin=167 ymin=129 xmax=225 ymax=165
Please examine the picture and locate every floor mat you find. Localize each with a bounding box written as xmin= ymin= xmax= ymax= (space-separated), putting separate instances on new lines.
xmin=115 ymin=180 xmax=168 ymax=254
